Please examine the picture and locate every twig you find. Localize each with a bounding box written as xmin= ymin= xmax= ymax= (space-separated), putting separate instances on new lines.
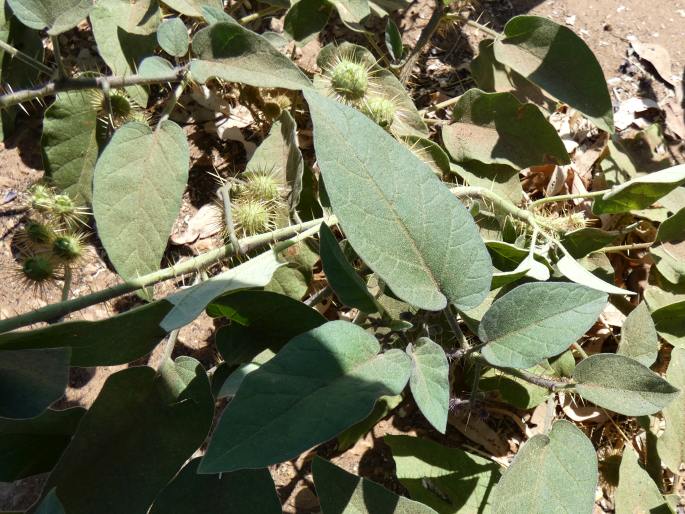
xmin=0 ymin=216 xmax=334 ymax=333
xmin=50 ymin=35 xmax=67 ymax=79
xmin=530 ymin=189 xmax=608 ymax=209
xmin=592 ymin=242 xmax=653 ymax=254
xmin=219 ymin=183 xmax=242 ymax=256
xmin=463 ymin=18 xmax=500 ymax=38
xmin=494 ymin=363 xmax=574 ymax=391
xmin=420 ymin=94 xmax=462 ymax=115
xmin=0 ymin=39 xmax=53 ymax=76
xmin=0 ymin=66 xmax=187 ymax=110
xmin=238 ymin=6 xmax=280 ymax=24
xmin=399 ymin=0 xmax=445 ymax=84
xmin=156 ymin=76 xmax=188 ymax=127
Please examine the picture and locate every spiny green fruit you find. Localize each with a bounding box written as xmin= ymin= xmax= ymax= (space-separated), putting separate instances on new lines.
xmin=52 ymin=233 xmax=85 ymax=263
xmin=330 ymin=60 xmax=369 ymax=101
xmin=241 ymin=171 xmax=282 ymax=203
xmin=262 ymin=94 xmax=292 ymax=119
xmin=109 ymin=92 xmax=132 ymax=119
xmin=361 ymin=96 xmax=396 ymax=129
xmin=29 ymin=185 xmax=53 ymax=212
xmin=50 ymin=194 xmax=89 ymax=226
xmin=233 ymin=199 xmax=275 ymax=236
xmin=19 ymin=220 xmax=55 ymax=248
xmin=21 ymin=255 xmax=56 ymax=284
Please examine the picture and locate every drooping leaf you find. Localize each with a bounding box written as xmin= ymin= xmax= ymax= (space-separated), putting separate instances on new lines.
xmin=329 ymin=0 xmax=369 ymax=31
xmin=450 ymin=160 xmax=523 ymax=203
xmin=161 ymin=249 xmax=283 ymax=332
xmin=0 ymin=300 xmax=171 ymax=366
xmin=593 ymin=164 xmax=685 ymax=214
xmin=306 ymin=90 xmax=492 ymax=312
xmin=157 ymin=17 xmax=188 ymax=57
xmin=479 ymin=365 xmax=552 ymax=409
xmin=651 ymin=242 xmax=685 ymax=285
xmin=479 ymin=282 xmax=607 ymax=368
xmin=615 ymin=448 xmax=670 ymax=514
xmin=34 ymin=489 xmax=65 ymax=514
xmin=573 ymin=354 xmax=679 ymax=416
xmin=93 ymin=120 xmax=189 ymax=285
xmin=651 ymin=299 xmax=685 ymax=348
xmin=400 ymin=135 xmax=451 ymax=175
xmin=41 ymin=90 xmax=101 ymax=204
xmin=7 ymin=0 xmax=90 ymax=34
xmin=209 ymin=289 xmax=326 ymax=365
xmin=559 ymin=227 xmax=618 ymax=259
xmin=217 ymin=349 xmax=274 ymax=399
xmin=555 ymin=253 xmax=633 ymax=295
xmin=407 ymin=338 xmax=449 ymax=433
xmin=199 ymin=320 xmax=412 ymax=473
xmin=160 ymin=0 xmax=221 ymax=17
xmin=190 ymin=22 xmax=312 ymax=90
xmin=0 ymin=407 xmax=85 ymax=481
xmin=493 ymin=15 xmax=614 ymax=132
xmin=617 ymin=302 xmax=659 ymax=367
xmin=0 ymin=348 xmax=70 ymax=419
xmin=657 ymin=348 xmax=685 ymax=473
xmin=41 ymin=358 xmax=213 ymax=514
xmin=486 ymin=241 xmax=552 ymax=275
xmin=337 ymin=395 xmax=402 ymax=451
xmin=385 ymin=17 xmax=403 ymax=62
xmin=385 ymin=435 xmax=500 ymax=514
xmin=320 ymin=223 xmax=378 ymax=314
xmin=656 ymin=207 xmax=685 ymax=242
xmin=491 ymin=420 xmax=597 ymax=514
xmin=283 ymin=0 xmax=331 ymax=44
xmin=443 ymin=89 xmax=570 ymax=170
xmin=312 ymin=456 xmax=438 ymax=514
xmin=150 ymin=458 xmax=281 ymax=513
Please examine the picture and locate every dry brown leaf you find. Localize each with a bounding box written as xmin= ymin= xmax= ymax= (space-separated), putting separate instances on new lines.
xmin=631 ymin=42 xmax=675 ymax=87
xmin=171 ymin=203 xmax=222 ymax=245
xmin=448 ymin=411 xmax=509 ymax=456
xmin=614 ymin=97 xmax=660 ymax=131
xmin=561 ymin=394 xmax=608 ymax=424
xmin=662 ymin=98 xmax=685 ymax=140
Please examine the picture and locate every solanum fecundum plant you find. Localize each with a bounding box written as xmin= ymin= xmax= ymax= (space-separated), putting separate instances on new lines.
xmin=0 ymin=1 xmax=684 ymax=512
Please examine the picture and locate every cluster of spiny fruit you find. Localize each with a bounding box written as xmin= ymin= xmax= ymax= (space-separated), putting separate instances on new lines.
xmin=15 ymin=185 xmax=89 ymax=290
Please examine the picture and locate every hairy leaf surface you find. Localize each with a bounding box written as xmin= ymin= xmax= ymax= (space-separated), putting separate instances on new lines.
xmin=615 ymin=448 xmax=670 ymax=513
xmin=407 ymin=338 xmax=449 ymax=433
xmin=657 ymin=348 xmax=685 ymax=473
xmin=617 ymin=302 xmax=659 ymax=367
xmin=7 ymin=0 xmax=90 ymax=34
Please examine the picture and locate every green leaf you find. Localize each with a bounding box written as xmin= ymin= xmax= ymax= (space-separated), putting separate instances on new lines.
xmin=329 ymin=0 xmax=369 ymax=31
xmin=160 ymin=0 xmax=221 ymax=17
xmin=491 ymin=420 xmax=597 ymax=514
xmin=190 ymin=22 xmax=312 ymax=90
xmin=41 ymin=358 xmax=213 ymax=514
xmin=656 ymin=207 xmax=685 ymax=242
xmin=593 ymin=165 xmax=685 ymax=214
xmin=407 ymin=338 xmax=449 ymax=433
xmin=486 ymin=241 xmax=552 ymax=274
xmin=161 ymin=248 xmax=283 ymax=331
xmin=443 ymin=89 xmax=569 ymax=170
xmin=283 ymin=0 xmax=331 ymax=44
xmin=337 ymin=395 xmax=402 ymax=451
xmin=657 ymin=348 xmax=685 ymax=473
xmin=385 ymin=435 xmax=500 ymax=514
xmin=617 ymin=302 xmax=659 ymax=367
xmin=0 ymin=348 xmax=70 ymax=419
xmin=573 ymin=354 xmax=680 ymax=416
xmin=0 ymin=407 xmax=85 ymax=481
xmin=479 ymin=365 xmax=552 ymax=409
xmin=41 ymin=90 xmax=101 ymax=204
xmin=0 ymin=300 xmax=171 ymax=367
xmin=615 ymin=448 xmax=671 ymax=514
xmin=246 ymin=110 xmax=303 ymax=211
xmin=555 ymin=253 xmax=633 ymax=295
xmin=217 ymin=349 xmax=274 ymax=399
xmin=138 ymin=55 xmax=175 ymax=78
xmin=400 ymin=135 xmax=450 ymax=175
xmin=157 ymin=17 xmax=188 ymax=57
xmin=651 ymin=299 xmax=685 ymax=348
xmin=199 ymin=320 xmax=412 ymax=472
xmin=312 ymin=456 xmax=438 ymax=514
xmin=385 ymin=17 xmax=403 ymax=61
xmin=651 ymin=242 xmax=685 ymax=285
xmin=479 ymin=282 xmax=607 ymax=368
xmin=320 ymin=223 xmax=378 ymax=314
xmin=209 ymin=289 xmax=326 ymax=365
xmin=93 ymin=120 xmax=189 ymax=284
xmin=34 ymin=489 xmax=65 ymax=514
xmin=493 ymin=15 xmax=613 ymax=132
xmin=560 ymin=227 xmax=619 ymax=259
xmin=150 ymin=458 xmax=281 ymax=513
xmin=306 ymin=90 xmax=492 ymax=312
xmin=450 ymin=160 xmax=523 ymax=203
xmin=7 ymin=0 xmax=90 ymax=34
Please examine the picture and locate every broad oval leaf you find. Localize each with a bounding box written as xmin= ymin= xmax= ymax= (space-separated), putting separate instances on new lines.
xmin=93 ymin=120 xmax=189 ymax=285
xmin=615 ymin=448 xmax=670 ymax=514
xmin=651 ymin=299 xmax=685 ymax=348
xmin=479 ymin=282 xmax=607 ymax=369
xmin=493 ymin=15 xmax=613 ymax=132
xmin=312 ymin=456 xmax=438 ymax=514
xmin=199 ymin=320 xmax=412 ymax=473
xmin=41 ymin=90 xmax=101 ymax=204
xmin=656 ymin=207 xmax=685 ymax=242
xmin=443 ymin=89 xmax=569 ymax=170
xmin=283 ymin=0 xmax=332 ymax=44
xmin=560 ymin=227 xmax=618 ymax=259
xmin=491 ymin=420 xmax=597 ymax=514
xmin=385 ymin=17 xmax=403 ymax=62
xmin=190 ymin=22 xmax=312 ymax=90
xmin=0 ymin=348 xmax=70 ymax=419
xmin=40 ymin=358 xmax=213 ymax=514
xmin=7 ymin=0 xmax=90 ymax=34
xmin=657 ymin=348 xmax=685 ymax=473
xmin=617 ymin=302 xmax=659 ymax=367
xmin=305 ymin=90 xmax=492 ymax=311
xmin=150 ymin=458 xmax=281 ymax=513
xmin=573 ymin=354 xmax=680 ymax=416
xmin=407 ymin=338 xmax=449 ymax=433
xmin=157 ymin=17 xmax=188 ymax=57
xmin=160 ymin=0 xmax=221 ymax=17
xmin=593 ymin=164 xmax=685 ymax=214
xmin=320 ymin=223 xmax=378 ymax=314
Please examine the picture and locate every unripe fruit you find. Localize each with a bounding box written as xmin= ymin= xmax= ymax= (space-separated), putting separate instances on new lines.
xmin=330 ymin=60 xmax=369 ymax=101
xmin=361 ymin=96 xmax=396 ymax=129
xmin=52 ymin=233 xmax=85 ymax=263
xmin=19 ymin=220 xmax=55 ymax=248
xmin=21 ymin=255 xmax=56 ymax=283
xmin=30 ymin=185 xmax=53 ymax=212
xmin=233 ymin=199 xmax=275 ymax=236
xmin=241 ymin=171 xmax=281 ymax=203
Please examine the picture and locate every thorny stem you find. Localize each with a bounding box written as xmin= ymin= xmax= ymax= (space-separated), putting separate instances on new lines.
xmin=593 ymin=242 xmax=654 ymax=253
xmin=530 ymin=189 xmax=608 ymax=209
xmin=50 ymin=35 xmax=67 ymax=79
xmin=0 ymin=39 xmax=53 ymax=76
xmin=572 ymin=342 xmax=589 ymax=359
xmin=497 ymin=365 xmax=574 ymax=391
xmin=420 ymin=94 xmax=462 ymax=115
xmin=219 ymin=183 xmax=242 ymax=256
xmin=60 ymin=266 xmax=72 ymax=303
xmin=463 ymin=18 xmax=500 ymax=38
xmin=0 ymin=66 xmax=187 ymax=110
xmin=0 ymin=216 xmax=334 ymax=334
xmin=443 ymin=307 xmax=468 ymax=349
xmin=157 ymin=76 xmax=188 ymax=127
xmin=238 ymin=6 xmax=280 ymax=25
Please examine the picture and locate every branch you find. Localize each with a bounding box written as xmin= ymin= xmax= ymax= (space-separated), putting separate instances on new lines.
xmin=494 ymin=364 xmax=574 ymax=391
xmin=0 ymin=217 xmax=332 ymax=334
xmin=0 ymin=66 xmax=187 ymax=110
xmin=0 ymin=39 xmax=53 ymax=75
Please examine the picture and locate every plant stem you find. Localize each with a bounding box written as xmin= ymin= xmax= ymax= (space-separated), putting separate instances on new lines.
xmin=305 ymin=285 xmax=332 ymax=307
xmin=420 ymin=94 xmax=462 ymax=115
xmin=0 ymin=66 xmax=187 ymax=110
xmin=399 ymin=0 xmax=445 ymax=84
xmin=156 ymin=77 xmax=187 ymax=126
xmin=219 ymin=183 xmax=241 ymax=255
xmin=443 ymin=307 xmax=468 ymax=349
xmin=0 ymin=217 xmax=333 ymax=333
xmin=61 ymin=266 xmax=72 ymax=302
xmin=238 ymin=6 xmax=280 ymax=25
xmin=530 ymin=189 xmax=608 ymax=209
xmin=572 ymin=342 xmax=589 ymax=359
xmin=157 ymin=329 xmax=180 ymax=370
xmin=50 ymin=35 xmax=67 ymax=79
xmin=593 ymin=242 xmax=653 ymax=253
xmin=0 ymin=39 xmax=53 ymax=76
xmin=463 ymin=18 xmax=500 ymax=38
xmin=490 ymin=361 xmax=574 ymax=391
